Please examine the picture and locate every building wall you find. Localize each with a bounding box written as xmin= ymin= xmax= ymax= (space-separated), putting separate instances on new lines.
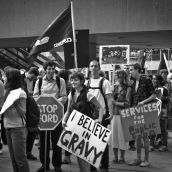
xmin=0 ymin=0 xmax=172 ymax=38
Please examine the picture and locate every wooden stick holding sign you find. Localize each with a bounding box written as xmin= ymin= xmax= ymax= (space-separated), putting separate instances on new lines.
xmin=36 ymin=95 xmax=64 ymax=172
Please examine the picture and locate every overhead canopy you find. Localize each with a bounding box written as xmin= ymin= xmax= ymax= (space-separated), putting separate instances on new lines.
xmin=0 ymin=30 xmax=172 ymax=49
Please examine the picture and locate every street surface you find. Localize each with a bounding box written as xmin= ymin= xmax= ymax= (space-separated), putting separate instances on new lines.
xmin=0 ymin=139 xmax=172 ymax=172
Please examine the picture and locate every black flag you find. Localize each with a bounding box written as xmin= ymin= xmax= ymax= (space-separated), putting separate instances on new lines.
xmin=64 ymin=30 xmax=89 ymax=69
xmin=29 ymin=4 xmax=72 ymax=57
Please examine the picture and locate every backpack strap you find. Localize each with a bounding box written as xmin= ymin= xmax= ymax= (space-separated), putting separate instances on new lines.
xmin=87 ymin=78 xmax=109 ymax=113
xmin=38 ymin=78 xmax=43 ymax=95
xmin=56 ymin=76 xmax=61 ymax=91
xmin=99 ymin=78 xmax=109 ymax=113
xmin=38 ymin=76 xmax=60 ymax=95
xmin=32 ymin=79 xmax=36 ymax=91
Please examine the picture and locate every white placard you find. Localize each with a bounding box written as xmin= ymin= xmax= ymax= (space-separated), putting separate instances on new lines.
xmin=57 ymin=110 xmax=111 ymax=168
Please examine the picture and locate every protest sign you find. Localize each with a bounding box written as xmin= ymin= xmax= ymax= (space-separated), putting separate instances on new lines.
xmin=36 ymin=95 xmax=64 ymax=130
xmin=57 ymin=110 xmax=111 ymax=168
xmin=120 ymin=102 xmax=161 ymax=142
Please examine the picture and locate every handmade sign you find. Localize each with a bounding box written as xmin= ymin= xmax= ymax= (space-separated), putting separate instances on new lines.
xmin=57 ymin=110 xmax=111 ymax=168
xmin=120 ymin=102 xmax=161 ymax=141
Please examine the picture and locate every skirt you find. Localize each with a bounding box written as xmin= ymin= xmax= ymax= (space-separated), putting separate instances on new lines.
xmin=111 ymin=115 xmax=128 ymax=150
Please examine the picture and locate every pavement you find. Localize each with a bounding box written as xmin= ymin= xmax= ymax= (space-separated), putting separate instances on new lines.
xmin=0 ymin=139 xmax=172 ymax=172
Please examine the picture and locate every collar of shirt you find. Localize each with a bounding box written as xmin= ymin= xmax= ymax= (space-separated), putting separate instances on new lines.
xmin=43 ymin=75 xmax=56 ymax=82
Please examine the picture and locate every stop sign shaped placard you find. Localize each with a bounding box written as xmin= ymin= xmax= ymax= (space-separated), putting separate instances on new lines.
xmin=36 ymin=95 xmax=64 ymax=130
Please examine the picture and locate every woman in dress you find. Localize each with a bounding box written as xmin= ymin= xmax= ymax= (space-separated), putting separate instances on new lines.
xmin=111 ymin=69 xmax=132 ymax=163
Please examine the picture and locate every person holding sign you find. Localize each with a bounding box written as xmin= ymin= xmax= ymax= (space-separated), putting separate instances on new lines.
xmin=128 ymin=63 xmax=156 ymax=167
xmin=0 ymin=68 xmax=30 ymax=172
xmin=33 ymin=61 xmax=67 ymax=172
xmin=62 ymin=71 xmax=104 ymax=172
xmin=111 ymin=70 xmax=132 ymax=164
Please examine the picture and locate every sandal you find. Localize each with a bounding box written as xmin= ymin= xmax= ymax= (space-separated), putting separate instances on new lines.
xmin=128 ymin=159 xmax=141 ymax=166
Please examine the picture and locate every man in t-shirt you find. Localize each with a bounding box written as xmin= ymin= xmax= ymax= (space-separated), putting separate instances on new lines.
xmin=86 ymin=60 xmax=113 ymax=172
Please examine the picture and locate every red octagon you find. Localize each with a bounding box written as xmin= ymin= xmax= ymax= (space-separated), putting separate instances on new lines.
xmin=36 ymin=95 xmax=64 ymax=130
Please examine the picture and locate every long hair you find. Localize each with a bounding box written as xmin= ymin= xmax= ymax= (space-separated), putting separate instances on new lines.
xmin=5 ymin=68 xmax=23 ymax=93
xmin=116 ymin=69 xmax=129 ymax=88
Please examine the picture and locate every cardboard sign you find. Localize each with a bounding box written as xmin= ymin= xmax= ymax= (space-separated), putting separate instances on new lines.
xmin=57 ymin=110 xmax=111 ymax=168
xmin=120 ymin=102 xmax=161 ymax=142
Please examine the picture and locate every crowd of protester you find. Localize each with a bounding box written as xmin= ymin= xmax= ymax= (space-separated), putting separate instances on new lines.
xmin=0 ymin=60 xmax=172 ymax=172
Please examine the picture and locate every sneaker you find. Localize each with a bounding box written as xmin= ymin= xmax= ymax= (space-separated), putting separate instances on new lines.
xmin=128 ymin=146 xmax=136 ymax=151
xmin=37 ymin=165 xmax=50 ymax=172
xmin=54 ymin=166 xmax=62 ymax=172
xmin=128 ymin=159 xmax=141 ymax=166
xmin=118 ymin=159 xmax=125 ymax=164
xmin=62 ymin=156 xmax=71 ymax=164
xmin=27 ymin=153 xmax=37 ymax=160
xmin=149 ymin=145 xmax=155 ymax=152
xmin=140 ymin=161 xmax=150 ymax=167
xmin=158 ymin=145 xmax=168 ymax=152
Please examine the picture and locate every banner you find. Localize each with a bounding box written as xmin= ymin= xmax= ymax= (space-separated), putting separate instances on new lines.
xmin=120 ymin=102 xmax=161 ymax=142
xmin=57 ymin=110 xmax=111 ymax=168
xmin=29 ymin=4 xmax=72 ymax=57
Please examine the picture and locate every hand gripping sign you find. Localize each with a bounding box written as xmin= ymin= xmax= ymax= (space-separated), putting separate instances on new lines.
xmin=36 ymin=95 xmax=64 ymax=130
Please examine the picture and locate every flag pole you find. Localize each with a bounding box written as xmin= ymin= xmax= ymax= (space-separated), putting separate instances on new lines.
xmin=163 ymin=52 xmax=170 ymax=74
xmin=71 ymin=1 xmax=78 ymax=69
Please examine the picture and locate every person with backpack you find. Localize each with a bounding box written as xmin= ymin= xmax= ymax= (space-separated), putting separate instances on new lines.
xmin=62 ymin=71 xmax=103 ymax=172
xmin=0 ymin=68 xmax=30 ymax=172
xmin=85 ymin=60 xmax=113 ymax=172
xmin=33 ymin=60 xmax=67 ymax=172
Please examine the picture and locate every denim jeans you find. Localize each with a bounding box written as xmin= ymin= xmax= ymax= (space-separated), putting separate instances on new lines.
xmin=26 ymin=130 xmax=37 ymax=153
xmin=6 ymin=127 xmax=30 ymax=172
xmin=160 ymin=118 xmax=168 ymax=146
